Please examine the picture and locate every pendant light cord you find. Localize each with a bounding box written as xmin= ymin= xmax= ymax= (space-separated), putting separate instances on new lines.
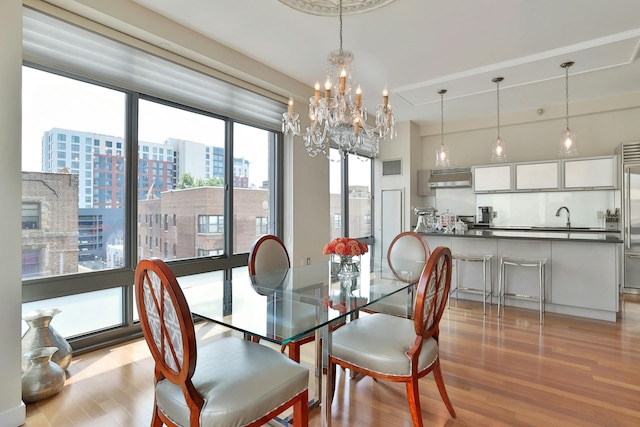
xmin=438 ymin=89 xmax=447 ymax=147
xmin=496 ymin=79 xmax=501 ymax=138
xmin=565 ymin=65 xmax=569 ymax=131
xmin=339 ymin=0 xmax=343 ymax=54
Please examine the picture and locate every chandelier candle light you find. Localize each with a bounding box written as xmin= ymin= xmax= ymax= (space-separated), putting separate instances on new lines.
xmin=282 ymin=0 xmax=396 ymax=158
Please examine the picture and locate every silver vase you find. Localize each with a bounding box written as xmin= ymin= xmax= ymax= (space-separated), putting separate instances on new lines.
xmin=22 ymin=308 xmax=72 ymax=372
xmin=21 ymin=346 xmax=66 ymax=403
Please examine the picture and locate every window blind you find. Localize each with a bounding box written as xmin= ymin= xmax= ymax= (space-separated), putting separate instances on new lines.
xmin=22 ymin=7 xmax=285 ymax=132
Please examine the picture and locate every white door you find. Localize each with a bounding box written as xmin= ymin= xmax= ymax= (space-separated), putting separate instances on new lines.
xmin=381 ymin=189 xmax=403 ymax=267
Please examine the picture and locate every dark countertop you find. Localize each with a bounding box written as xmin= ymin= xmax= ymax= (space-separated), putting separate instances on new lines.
xmin=420 ymin=228 xmax=623 ymax=243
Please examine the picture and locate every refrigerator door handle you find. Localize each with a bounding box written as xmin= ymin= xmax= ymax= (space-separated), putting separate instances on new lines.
xmin=625 ymin=167 xmax=631 ymax=250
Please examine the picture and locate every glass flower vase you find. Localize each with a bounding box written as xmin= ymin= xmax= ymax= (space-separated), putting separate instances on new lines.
xmin=332 ymin=254 xmax=360 ymax=293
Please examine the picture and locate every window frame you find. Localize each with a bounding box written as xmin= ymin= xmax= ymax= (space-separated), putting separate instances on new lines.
xmin=21 ymin=48 xmax=284 ymax=351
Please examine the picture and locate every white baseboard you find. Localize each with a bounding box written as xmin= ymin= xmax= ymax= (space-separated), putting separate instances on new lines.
xmin=0 ymin=402 xmax=26 ymax=427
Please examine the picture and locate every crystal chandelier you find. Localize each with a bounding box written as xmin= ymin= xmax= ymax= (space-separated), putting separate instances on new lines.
xmin=281 ymin=0 xmax=396 ymax=158
xmin=491 ymin=77 xmax=508 ymax=162
xmin=559 ymin=61 xmax=578 ymax=156
xmin=435 ymin=89 xmax=450 ymax=168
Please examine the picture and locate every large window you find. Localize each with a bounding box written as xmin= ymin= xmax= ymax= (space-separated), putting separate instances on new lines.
xmin=22 ymin=67 xmax=126 ymax=279
xmin=21 ymin=7 xmax=284 ymax=349
xmin=329 ymin=148 xmax=374 ymax=240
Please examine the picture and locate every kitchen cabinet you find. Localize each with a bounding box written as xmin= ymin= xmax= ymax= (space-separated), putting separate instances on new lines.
xmin=473 ymin=164 xmax=512 ymax=192
xmin=563 ymin=156 xmax=618 ymax=189
xmin=550 ymin=241 xmax=618 ymax=313
xmin=515 ymin=161 xmax=559 ymax=190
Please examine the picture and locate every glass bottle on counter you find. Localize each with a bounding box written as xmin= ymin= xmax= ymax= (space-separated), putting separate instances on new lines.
xmin=440 ymin=209 xmax=456 ymax=233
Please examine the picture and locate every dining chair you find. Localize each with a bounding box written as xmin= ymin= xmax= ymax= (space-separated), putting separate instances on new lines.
xmin=366 ymin=231 xmax=431 ymax=317
xmin=135 ymin=258 xmax=309 ymax=427
xmin=248 ymin=234 xmax=316 ymax=363
xmin=329 ymin=246 xmax=456 ymax=426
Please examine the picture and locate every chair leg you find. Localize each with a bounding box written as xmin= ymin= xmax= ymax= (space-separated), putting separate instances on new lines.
xmin=405 ymin=377 xmax=424 ymax=427
xmin=330 ymin=362 xmax=337 ymax=400
xmin=151 ymin=406 xmax=163 ymax=427
xmin=433 ymin=359 xmax=457 ymax=418
xmin=292 ymin=390 xmax=309 ymax=427
xmin=285 ymin=342 xmax=301 ymax=363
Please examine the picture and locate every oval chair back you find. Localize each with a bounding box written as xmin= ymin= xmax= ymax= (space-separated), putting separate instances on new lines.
xmin=387 ymin=231 xmax=431 ymax=283
xmin=248 ymin=235 xmax=290 ymax=276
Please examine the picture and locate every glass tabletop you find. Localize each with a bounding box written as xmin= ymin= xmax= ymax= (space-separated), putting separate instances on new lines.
xmin=180 ymin=260 xmax=417 ymax=345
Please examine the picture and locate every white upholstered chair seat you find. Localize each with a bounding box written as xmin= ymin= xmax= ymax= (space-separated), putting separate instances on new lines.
xmin=156 ymin=336 xmax=309 ymax=427
xmin=331 ymin=313 xmax=438 ymax=376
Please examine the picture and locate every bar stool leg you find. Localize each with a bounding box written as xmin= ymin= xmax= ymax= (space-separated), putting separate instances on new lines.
xmin=482 ymin=258 xmax=487 ymax=315
xmin=539 ymin=264 xmax=544 ymax=325
xmin=497 ymin=258 xmax=503 ymax=318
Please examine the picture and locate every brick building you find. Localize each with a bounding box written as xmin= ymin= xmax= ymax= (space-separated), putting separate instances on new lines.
xmin=138 ymin=186 xmax=270 ymax=261
xmin=21 ymin=171 xmax=79 ymax=277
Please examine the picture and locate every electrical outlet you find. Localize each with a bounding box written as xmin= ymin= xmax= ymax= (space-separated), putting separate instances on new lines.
xmin=306 ymin=257 xmax=311 ymax=265
xmin=597 ymin=210 xmax=605 ymax=219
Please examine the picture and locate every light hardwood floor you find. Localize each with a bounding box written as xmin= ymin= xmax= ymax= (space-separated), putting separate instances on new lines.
xmin=24 ymin=294 xmax=640 ymax=426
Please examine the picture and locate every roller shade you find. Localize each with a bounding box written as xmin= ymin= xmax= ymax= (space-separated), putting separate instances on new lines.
xmin=22 ymin=7 xmax=285 ymax=131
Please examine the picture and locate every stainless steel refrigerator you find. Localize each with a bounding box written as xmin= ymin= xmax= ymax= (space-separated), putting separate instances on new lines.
xmin=620 ymin=143 xmax=640 ymax=294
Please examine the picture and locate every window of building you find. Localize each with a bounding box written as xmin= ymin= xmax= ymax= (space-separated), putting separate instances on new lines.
xmin=22 ymin=250 xmax=41 ymax=278
xmin=333 ymin=213 xmax=342 ymax=229
xmin=22 ymin=203 xmax=41 ymax=229
xmin=255 ymin=216 xmax=268 ymax=236
xmin=198 ymin=215 xmax=224 ymax=234
xmin=197 ymin=249 xmax=223 ymax=257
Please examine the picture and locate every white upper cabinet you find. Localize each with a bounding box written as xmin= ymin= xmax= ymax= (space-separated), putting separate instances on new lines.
xmin=473 ymin=164 xmax=512 ymax=192
xmin=563 ymin=156 xmax=618 ymax=189
xmin=515 ymin=161 xmax=559 ymax=190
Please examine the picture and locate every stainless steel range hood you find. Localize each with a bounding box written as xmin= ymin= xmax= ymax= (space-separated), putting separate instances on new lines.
xmin=428 ymin=168 xmax=472 ymax=188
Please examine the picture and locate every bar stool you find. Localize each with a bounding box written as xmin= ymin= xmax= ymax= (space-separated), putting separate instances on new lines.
xmin=497 ymin=256 xmax=547 ymax=324
xmin=449 ymin=253 xmax=493 ymax=315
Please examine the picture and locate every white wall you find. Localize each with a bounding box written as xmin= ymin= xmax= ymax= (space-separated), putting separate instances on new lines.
xmin=421 ymin=95 xmax=640 ymax=168
xmin=0 ymin=0 xmax=27 ymax=425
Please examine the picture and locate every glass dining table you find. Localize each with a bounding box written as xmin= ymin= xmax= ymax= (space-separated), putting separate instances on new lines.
xmin=179 ymin=257 xmax=420 ymax=427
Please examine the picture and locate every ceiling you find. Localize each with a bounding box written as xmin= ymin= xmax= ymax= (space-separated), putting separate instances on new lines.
xmin=130 ymin=0 xmax=640 ymax=128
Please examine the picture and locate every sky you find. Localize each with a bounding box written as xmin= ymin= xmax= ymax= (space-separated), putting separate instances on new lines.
xmin=22 ymin=66 xmax=371 ymax=193
xmin=22 ymin=67 xmax=270 ymax=188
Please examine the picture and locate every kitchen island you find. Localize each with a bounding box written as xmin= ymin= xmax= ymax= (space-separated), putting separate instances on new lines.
xmin=420 ymin=228 xmax=622 ymax=321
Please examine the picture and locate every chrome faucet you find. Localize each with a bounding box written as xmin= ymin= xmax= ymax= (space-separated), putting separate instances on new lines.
xmin=555 ymin=206 xmax=571 ymax=228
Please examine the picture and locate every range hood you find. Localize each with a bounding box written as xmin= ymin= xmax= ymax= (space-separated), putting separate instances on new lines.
xmin=428 ymin=168 xmax=472 ymax=188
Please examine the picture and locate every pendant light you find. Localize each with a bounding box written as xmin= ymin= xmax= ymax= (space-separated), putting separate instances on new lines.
xmin=559 ymin=61 xmax=578 ymax=156
xmin=435 ymin=89 xmax=450 ymax=168
xmin=491 ymin=77 xmax=507 ymax=162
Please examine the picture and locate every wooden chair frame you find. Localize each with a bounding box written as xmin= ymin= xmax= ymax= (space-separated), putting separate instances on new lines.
xmin=329 ymin=246 xmax=456 ymax=426
xmin=135 ymin=258 xmax=308 ymax=427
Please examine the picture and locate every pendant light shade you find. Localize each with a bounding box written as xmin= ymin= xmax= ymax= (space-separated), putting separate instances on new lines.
xmin=491 ymin=77 xmax=508 ymax=162
xmin=559 ymin=61 xmax=578 ymax=156
xmin=435 ymin=89 xmax=450 ymax=168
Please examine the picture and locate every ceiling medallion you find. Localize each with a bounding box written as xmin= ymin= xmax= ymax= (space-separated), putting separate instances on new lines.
xmin=278 ymin=0 xmax=397 ymax=16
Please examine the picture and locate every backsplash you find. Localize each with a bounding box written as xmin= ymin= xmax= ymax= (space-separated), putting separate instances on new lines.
xmin=476 ymin=190 xmax=619 ymax=229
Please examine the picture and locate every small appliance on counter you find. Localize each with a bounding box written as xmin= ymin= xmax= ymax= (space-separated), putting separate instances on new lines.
xmin=605 ymin=208 xmax=619 ymax=231
xmin=440 ymin=209 xmax=457 ymax=233
xmin=477 ymin=206 xmax=493 ymax=227
xmin=414 ymin=207 xmax=438 ymax=233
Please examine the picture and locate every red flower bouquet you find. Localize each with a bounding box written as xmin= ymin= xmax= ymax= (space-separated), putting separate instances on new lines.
xmin=322 ymin=237 xmax=368 ymax=257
